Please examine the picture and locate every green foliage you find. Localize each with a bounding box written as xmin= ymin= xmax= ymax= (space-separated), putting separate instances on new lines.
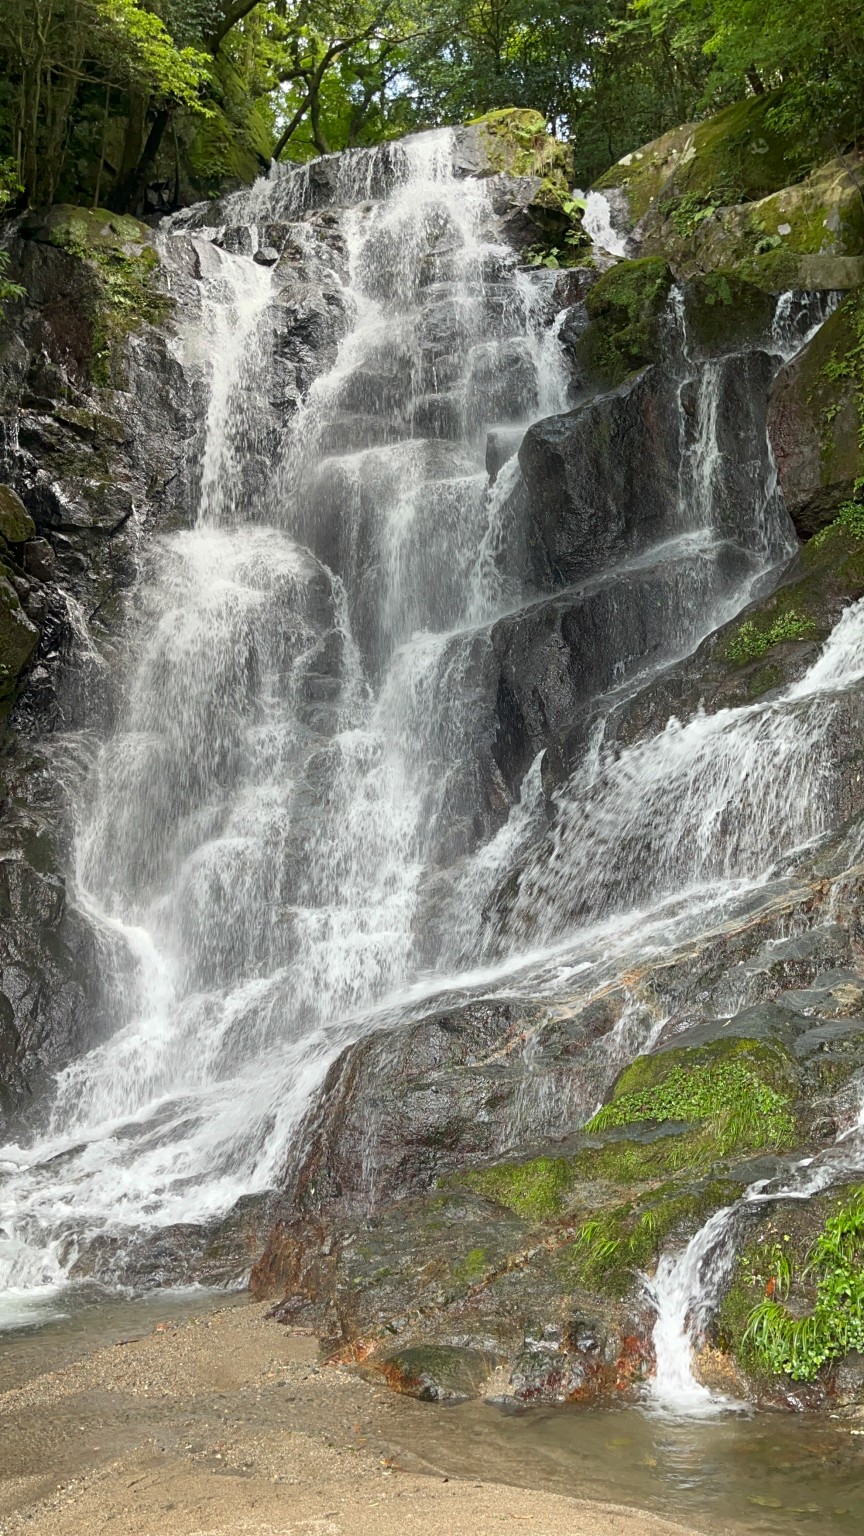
xmin=0 ymin=0 xmax=858 ymax=222
xmin=634 ymin=0 xmax=864 ymax=149
xmin=0 ymin=0 xmax=212 ymax=207
xmin=587 ymin=1056 xmax=796 ymax=1155
xmin=0 ymin=156 xmax=24 ymax=311
xmin=812 ymin=499 xmax=864 ymax=549
xmin=743 ymin=1189 xmax=864 ymax=1381
xmin=668 ymin=194 xmax=718 ymax=238
xmin=726 ymin=609 xmax=817 ymax=664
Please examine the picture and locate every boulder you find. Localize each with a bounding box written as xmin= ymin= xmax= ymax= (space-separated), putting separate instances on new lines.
xmin=593 ymin=122 xmax=699 ymax=229
xmin=571 ymin=257 xmax=673 ymax=388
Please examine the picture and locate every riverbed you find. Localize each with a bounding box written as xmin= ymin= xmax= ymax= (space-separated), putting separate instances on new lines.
xmin=1 ymin=1296 xmax=862 ymax=1536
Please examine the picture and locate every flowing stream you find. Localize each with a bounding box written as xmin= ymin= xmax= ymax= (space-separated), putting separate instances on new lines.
xmin=0 ymin=130 xmax=861 ymax=1365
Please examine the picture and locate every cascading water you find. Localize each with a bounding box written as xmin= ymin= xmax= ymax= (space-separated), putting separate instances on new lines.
xmin=0 ymin=127 xmax=858 ymax=1344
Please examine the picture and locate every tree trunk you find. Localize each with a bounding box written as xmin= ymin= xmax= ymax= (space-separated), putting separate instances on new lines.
xmin=309 ymin=87 xmax=331 ymax=156
xmin=111 ymin=91 xmax=147 ymax=208
xmin=112 ymin=107 xmax=171 ymax=215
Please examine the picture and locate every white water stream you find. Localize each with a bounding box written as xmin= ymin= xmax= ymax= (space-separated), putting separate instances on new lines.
xmin=0 ymin=129 xmax=859 ymax=1353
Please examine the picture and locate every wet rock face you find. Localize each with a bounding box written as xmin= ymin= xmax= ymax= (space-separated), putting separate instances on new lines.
xmin=0 ymin=202 xmax=351 ymax=1107
xmin=519 ymin=368 xmax=681 ymax=587
xmin=251 ymin=872 xmax=864 ymax=1407
xmin=768 ymin=297 xmax=864 ymax=537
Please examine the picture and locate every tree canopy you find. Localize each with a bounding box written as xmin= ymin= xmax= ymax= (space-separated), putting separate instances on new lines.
xmin=0 ymin=0 xmax=860 ymax=215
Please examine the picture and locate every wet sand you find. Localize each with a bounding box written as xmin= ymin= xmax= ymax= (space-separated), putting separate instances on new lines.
xmin=0 ymin=1298 xmax=709 ymax=1536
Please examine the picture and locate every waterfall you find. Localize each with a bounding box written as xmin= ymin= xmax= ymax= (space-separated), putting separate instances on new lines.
xmin=0 ymin=128 xmax=849 ymax=1325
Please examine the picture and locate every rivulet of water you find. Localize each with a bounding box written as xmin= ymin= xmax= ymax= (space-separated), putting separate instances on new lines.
xmin=0 ymin=128 xmax=853 ymax=1329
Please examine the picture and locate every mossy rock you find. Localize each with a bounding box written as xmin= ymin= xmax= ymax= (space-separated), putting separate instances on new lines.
xmin=467 ymin=106 xmax=573 ymax=186
xmin=682 ymin=271 xmax=775 ymax=354
xmin=639 ymin=154 xmax=864 ymax=287
xmin=605 ymin=1034 xmax=798 ymax=1102
xmin=717 ymin=513 xmax=864 ymax=672
xmin=768 ymin=293 xmax=864 ymax=536
xmin=560 ymin=1175 xmax=747 ymax=1297
xmin=53 ymin=404 xmax=127 ymax=445
xmin=375 ymin=1343 xmax=502 ymax=1402
xmin=22 ymin=205 xmax=169 ymax=387
xmin=0 ymin=486 xmax=35 ymax=545
xmin=574 ymin=256 xmax=673 ymax=387
xmin=659 ymin=94 xmax=812 ymax=213
xmin=593 ymin=121 xmax=697 ymax=228
xmin=745 ymin=159 xmax=864 ymax=258
xmin=711 ymin=1182 xmax=864 ymax=1398
xmin=0 ymin=576 xmax=39 ymax=718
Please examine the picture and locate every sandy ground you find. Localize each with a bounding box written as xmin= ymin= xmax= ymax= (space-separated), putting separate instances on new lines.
xmin=0 ymin=1299 xmax=709 ymax=1536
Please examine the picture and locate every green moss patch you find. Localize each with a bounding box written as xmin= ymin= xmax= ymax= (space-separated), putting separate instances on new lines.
xmin=561 ymin=1177 xmax=744 ymax=1295
xmin=457 ymin=1155 xmax=575 ymax=1221
xmin=469 ymin=107 xmax=572 ymax=184
xmin=0 ymin=486 xmax=35 ymax=545
xmin=589 ymin=1039 xmax=797 ymax=1158
xmin=660 ymin=94 xmax=811 ymax=215
xmin=725 ymin=609 xmax=818 ymax=665
xmin=576 ymin=256 xmax=673 ymax=386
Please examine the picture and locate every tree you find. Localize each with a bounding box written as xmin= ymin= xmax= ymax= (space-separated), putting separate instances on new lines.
xmin=634 ymin=0 xmax=864 ymax=147
xmin=0 ymin=0 xmax=211 ymax=207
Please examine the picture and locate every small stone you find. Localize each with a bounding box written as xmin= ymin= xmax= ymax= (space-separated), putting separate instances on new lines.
xmin=253 ymin=246 xmax=280 ymax=266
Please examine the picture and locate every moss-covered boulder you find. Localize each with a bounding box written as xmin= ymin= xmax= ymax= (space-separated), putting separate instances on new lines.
xmin=682 ymin=271 xmax=775 ymax=355
xmin=597 ymin=95 xmax=811 ymax=233
xmin=644 ymin=157 xmax=864 ymax=288
xmin=459 ymin=107 xmax=572 ymax=184
xmin=573 ymin=256 xmax=673 ymax=387
xmin=19 ymin=206 xmax=169 ymax=388
xmin=768 ymin=294 xmax=864 ymax=536
xmin=711 ymin=1183 xmax=864 ymax=1406
xmin=594 ymin=121 xmax=697 ymax=229
xmin=453 ymin=107 xmax=586 ymax=257
xmin=657 ymin=95 xmax=812 ymax=209
xmin=594 ymin=92 xmax=863 ymax=289
xmin=0 ymin=486 xmax=36 ymax=546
